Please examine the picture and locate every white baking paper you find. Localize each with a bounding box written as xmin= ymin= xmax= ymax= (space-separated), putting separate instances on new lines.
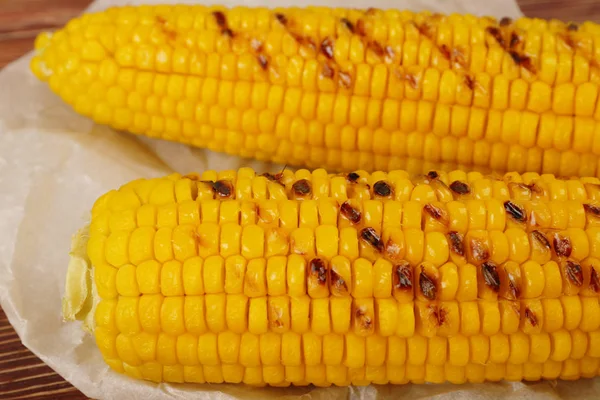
xmin=3 ymin=0 xmax=600 ymax=398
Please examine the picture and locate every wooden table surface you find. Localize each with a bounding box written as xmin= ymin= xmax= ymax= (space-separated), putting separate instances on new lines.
xmin=1 ymin=0 xmax=600 ymax=398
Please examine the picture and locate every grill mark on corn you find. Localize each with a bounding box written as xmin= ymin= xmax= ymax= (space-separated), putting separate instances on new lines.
xmin=292 ymin=179 xmax=312 ymax=196
xmin=212 ymin=180 xmax=233 ymax=198
xmin=360 ymin=227 xmax=384 ymax=252
xmin=275 ymin=13 xmax=288 ymax=26
xmin=329 ymin=268 xmax=348 ymax=294
xmin=257 ymin=54 xmax=269 ymax=70
xmin=482 ymin=262 xmax=500 ymax=292
xmin=355 ymin=306 xmax=372 ymax=330
xmin=427 ymin=171 xmax=439 ymax=180
xmin=413 ymin=21 xmax=470 ymax=71
xmin=321 ymin=63 xmax=335 ymax=78
xmin=584 ymin=203 xmax=600 ymax=216
xmin=532 ymin=230 xmax=551 ymax=251
xmin=424 ymin=204 xmax=449 ymax=226
xmin=346 ymin=172 xmax=360 ymax=183
xmin=156 ymin=16 xmax=178 ymax=42
xmin=525 ymin=307 xmax=538 ymax=326
xmin=590 ymin=268 xmax=600 ymax=293
xmin=553 ymin=233 xmax=572 ymax=258
xmin=565 ymin=260 xmax=584 ymax=286
xmin=309 ymin=258 xmax=328 ymax=286
xmin=509 ymin=32 xmax=521 ymax=49
xmin=373 ymin=181 xmax=393 ymax=197
xmin=212 ymin=11 xmax=235 ymax=37
xmin=419 ymin=266 xmax=437 ymax=300
xmin=341 ymin=18 xmax=354 ymax=33
xmin=338 ymin=71 xmax=352 ymax=88
xmin=469 ymin=237 xmax=490 ymax=263
xmin=499 ymin=17 xmax=513 ymax=26
xmin=393 ymin=262 xmax=413 ymax=291
xmin=448 ymin=231 xmax=465 ymax=256
xmin=320 ymin=37 xmax=335 ymax=59
xmin=486 ymin=25 xmax=536 ymax=73
xmin=504 ymin=201 xmax=526 ymax=222
xmin=558 ymin=30 xmax=600 ymax=70
xmin=507 ymin=272 xmax=521 ymax=300
xmin=450 ymin=180 xmax=470 ymax=195
xmin=429 ymin=304 xmax=448 ymax=327
xmin=340 ymin=201 xmax=361 ymax=224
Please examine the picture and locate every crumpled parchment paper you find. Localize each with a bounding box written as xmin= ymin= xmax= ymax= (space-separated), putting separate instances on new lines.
xmin=2 ymin=0 xmax=600 ymax=398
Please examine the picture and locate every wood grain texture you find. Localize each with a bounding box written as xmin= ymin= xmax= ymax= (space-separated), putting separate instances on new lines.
xmin=0 ymin=0 xmax=598 ymax=398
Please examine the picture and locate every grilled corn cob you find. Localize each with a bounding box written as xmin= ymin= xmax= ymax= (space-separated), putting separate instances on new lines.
xmin=32 ymin=6 xmax=600 ymax=175
xmin=64 ymin=167 xmax=600 ymax=385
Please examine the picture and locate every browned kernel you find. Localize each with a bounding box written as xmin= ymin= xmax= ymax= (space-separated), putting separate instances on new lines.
xmin=292 ymin=179 xmax=311 ymax=196
xmin=509 ymin=51 xmax=536 ymax=73
xmin=330 ymin=268 xmax=348 ymax=294
xmin=393 ymin=262 xmax=413 ymax=291
xmin=525 ymin=307 xmax=538 ymax=326
xmin=510 ymin=32 xmax=521 ymax=49
xmin=338 ymin=71 xmax=352 ymax=88
xmin=346 ymin=172 xmax=360 ymax=182
xmin=424 ymin=204 xmax=449 ymax=225
xmin=590 ymin=268 xmax=600 ymax=293
xmin=384 ymin=46 xmax=395 ymax=62
xmin=482 ymin=262 xmax=500 ymax=292
xmin=356 ymin=19 xmax=366 ymax=36
xmin=567 ymin=23 xmax=579 ymax=31
xmin=507 ymin=272 xmax=521 ymax=300
xmin=566 ymin=260 xmax=583 ymax=286
xmin=553 ymin=233 xmax=573 ymax=258
xmin=355 ymin=307 xmax=372 ymax=330
xmin=469 ymin=237 xmax=490 ymax=263
xmin=532 ymin=230 xmax=551 ymax=250
xmin=213 ymin=180 xmax=233 ymax=198
xmin=257 ymin=54 xmax=269 ymax=70
xmin=368 ymin=41 xmax=385 ymax=58
xmin=464 ymin=74 xmax=476 ymax=91
xmin=213 ymin=11 xmax=227 ymax=28
xmin=439 ymin=44 xmax=451 ymax=60
xmin=309 ymin=258 xmax=328 ymax=285
xmin=448 ymin=231 xmax=465 ymax=256
xmin=341 ymin=18 xmax=354 ymax=33
xmin=429 ymin=304 xmax=448 ymax=327
xmin=405 ymin=73 xmax=419 ymax=89
xmin=322 ymin=63 xmax=335 ymax=78
xmin=373 ymin=181 xmax=393 ymax=197
xmin=321 ymin=37 xmax=335 ymax=59
xmin=340 ymin=201 xmax=361 ymax=224
xmin=427 ymin=171 xmax=439 ymax=180
xmin=499 ymin=17 xmax=513 ymax=26
xmin=486 ymin=26 xmax=506 ymax=47
xmin=360 ymin=227 xmax=384 ymax=252
xmin=450 ymin=180 xmax=470 ymax=194
xmin=584 ymin=204 xmax=600 ymax=216
xmin=504 ymin=201 xmax=527 ymax=222
xmin=419 ymin=267 xmax=437 ymax=300
xmin=275 ymin=13 xmax=288 ymax=25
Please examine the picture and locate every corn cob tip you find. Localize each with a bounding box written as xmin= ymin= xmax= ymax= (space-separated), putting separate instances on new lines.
xmin=63 ymin=225 xmax=96 ymax=333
